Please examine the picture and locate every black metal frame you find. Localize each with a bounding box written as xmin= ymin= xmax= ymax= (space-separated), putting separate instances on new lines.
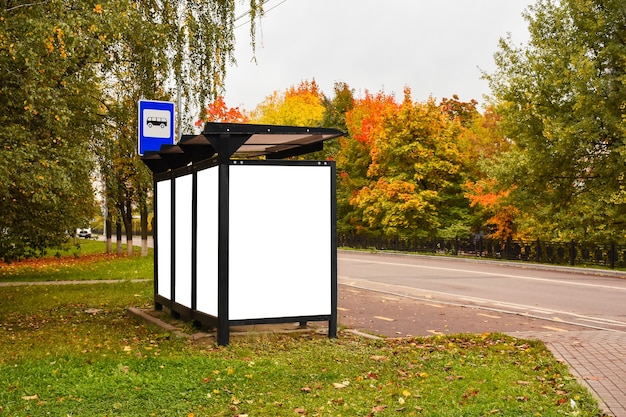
xmin=153 ymin=159 xmax=337 ymax=345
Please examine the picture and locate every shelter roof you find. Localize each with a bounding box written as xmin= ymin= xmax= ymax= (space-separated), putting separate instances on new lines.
xmin=141 ymin=122 xmax=345 ymax=174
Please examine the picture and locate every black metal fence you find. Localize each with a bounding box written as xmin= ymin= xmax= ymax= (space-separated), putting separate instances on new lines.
xmin=338 ymin=234 xmax=626 ymax=269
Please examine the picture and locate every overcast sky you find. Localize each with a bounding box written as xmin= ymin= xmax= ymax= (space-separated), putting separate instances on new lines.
xmin=222 ymin=0 xmax=535 ymax=112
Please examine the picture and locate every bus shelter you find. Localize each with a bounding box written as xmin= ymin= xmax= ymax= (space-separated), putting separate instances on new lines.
xmin=141 ymin=122 xmax=344 ymax=345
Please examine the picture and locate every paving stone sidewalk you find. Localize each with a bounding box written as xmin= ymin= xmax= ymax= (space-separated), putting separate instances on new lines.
xmin=510 ymin=330 xmax=626 ymax=417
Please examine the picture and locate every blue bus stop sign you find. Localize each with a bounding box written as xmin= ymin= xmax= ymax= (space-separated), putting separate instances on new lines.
xmin=138 ymin=100 xmax=175 ymax=155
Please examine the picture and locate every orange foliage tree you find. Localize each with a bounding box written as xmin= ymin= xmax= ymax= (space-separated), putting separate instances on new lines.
xmin=195 ymin=96 xmax=248 ymax=127
xmin=464 ymin=179 xmax=518 ymax=241
xmin=338 ymin=88 xmax=476 ymax=237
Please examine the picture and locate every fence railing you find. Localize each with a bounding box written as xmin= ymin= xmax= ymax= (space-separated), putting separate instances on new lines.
xmin=338 ymin=234 xmax=626 ymax=269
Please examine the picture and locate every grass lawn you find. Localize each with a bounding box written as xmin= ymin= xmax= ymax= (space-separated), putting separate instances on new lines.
xmin=0 ymin=240 xmax=152 ymax=283
xmin=0 ymin=242 xmax=607 ymax=416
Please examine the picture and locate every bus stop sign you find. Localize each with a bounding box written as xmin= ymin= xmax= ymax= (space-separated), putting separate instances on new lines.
xmin=138 ymin=100 xmax=175 ymax=155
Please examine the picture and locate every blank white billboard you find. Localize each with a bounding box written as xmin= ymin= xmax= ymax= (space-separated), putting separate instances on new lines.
xmin=195 ymin=166 xmax=219 ymax=316
xmin=156 ymin=180 xmax=171 ymax=299
xmin=174 ymin=174 xmax=193 ymax=308
xmin=228 ymin=164 xmax=332 ymax=320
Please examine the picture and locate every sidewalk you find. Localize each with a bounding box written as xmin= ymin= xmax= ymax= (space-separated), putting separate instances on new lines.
xmin=511 ymin=330 xmax=626 ymax=417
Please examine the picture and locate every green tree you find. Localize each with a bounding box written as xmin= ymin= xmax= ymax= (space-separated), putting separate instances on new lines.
xmin=0 ymin=1 xmax=106 ymax=260
xmin=487 ymin=0 xmax=626 ymax=242
xmin=316 ymin=82 xmax=354 ymax=161
xmin=0 ymin=1 xmax=262 ymax=260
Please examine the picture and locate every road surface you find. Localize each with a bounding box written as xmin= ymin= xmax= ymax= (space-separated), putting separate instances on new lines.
xmin=337 ymin=250 xmax=626 ymax=334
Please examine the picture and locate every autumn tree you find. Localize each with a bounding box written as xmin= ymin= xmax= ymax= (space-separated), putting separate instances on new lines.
xmin=293 ymin=81 xmax=357 ymax=162
xmin=464 ymin=179 xmax=519 ymax=240
xmin=249 ymin=80 xmax=325 ymax=126
xmin=337 ymin=89 xmax=477 ymax=238
xmin=195 ymin=96 xmax=249 ymax=126
xmin=458 ymin=105 xmax=516 ymax=239
xmin=486 ymin=0 xmax=626 ymax=242
xmin=336 ymin=90 xmax=397 ymax=234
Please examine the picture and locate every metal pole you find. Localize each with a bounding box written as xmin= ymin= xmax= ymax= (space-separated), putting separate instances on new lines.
xmin=217 ymin=135 xmax=231 ymax=346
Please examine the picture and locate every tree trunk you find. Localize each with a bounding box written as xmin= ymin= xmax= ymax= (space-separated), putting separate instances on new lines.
xmin=125 ymin=198 xmax=133 ymax=256
xmin=116 ymin=220 xmax=123 ymax=256
xmin=105 ymin=208 xmax=112 ymax=254
xmin=140 ymin=202 xmax=148 ymax=257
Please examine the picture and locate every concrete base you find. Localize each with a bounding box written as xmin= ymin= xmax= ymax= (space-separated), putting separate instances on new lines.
xmin=127 ymin=307 xmax=328 ymax=343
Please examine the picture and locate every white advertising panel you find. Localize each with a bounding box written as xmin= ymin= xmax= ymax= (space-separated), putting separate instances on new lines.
xmin=228 ymin=164 xmax=332 ymax=320
xmin=156 ymin=180 xmax=171 ymax=299
xmin=195 ymin=166 xmax=219 ymax=316
xmin=174 ymin=174 xmax=193 ymax=308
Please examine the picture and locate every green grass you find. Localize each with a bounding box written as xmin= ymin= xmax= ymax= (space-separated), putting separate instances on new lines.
xmin=0 ymin=243 xmax=607 ymax=416
xmin=0 ymin=240 xmax=153 ymax=283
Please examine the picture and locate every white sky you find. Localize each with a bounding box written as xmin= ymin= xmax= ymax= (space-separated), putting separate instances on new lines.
xmin=223 ymin=0 xmax=534 ymax=112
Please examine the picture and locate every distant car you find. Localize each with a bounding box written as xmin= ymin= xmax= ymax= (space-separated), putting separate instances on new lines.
xmin=77 ymin=228 xmax=92 ymax=239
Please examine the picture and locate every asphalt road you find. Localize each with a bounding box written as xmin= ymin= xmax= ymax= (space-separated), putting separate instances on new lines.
xmin=337 ymin=250 xmax=626 ymax=337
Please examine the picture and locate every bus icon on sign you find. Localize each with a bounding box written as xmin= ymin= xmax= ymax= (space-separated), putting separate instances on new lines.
xmin=147 ymin=117 xmax=167 ymax=128
xmin=142 ymin=109 xmax=172 ymax=139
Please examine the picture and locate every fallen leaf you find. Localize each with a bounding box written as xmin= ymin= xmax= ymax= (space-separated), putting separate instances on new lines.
xmin=294 ymin=407 xmax=307 ymax=414
xmin=22 ymin=394 xmax=39 ymax=401
xmin=370 ymin=355 xmax=389 ymax=362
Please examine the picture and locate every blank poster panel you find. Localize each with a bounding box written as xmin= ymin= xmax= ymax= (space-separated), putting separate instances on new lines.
xmin=195 ymin=166 xmax=219 ymax=316
xmin=174 ymin=174 xmax=193 ymax=308
xmin=228 ymin=164 xmax=332 ymax=321
xmin=156 ymin=180 xmax=171 ymax=299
